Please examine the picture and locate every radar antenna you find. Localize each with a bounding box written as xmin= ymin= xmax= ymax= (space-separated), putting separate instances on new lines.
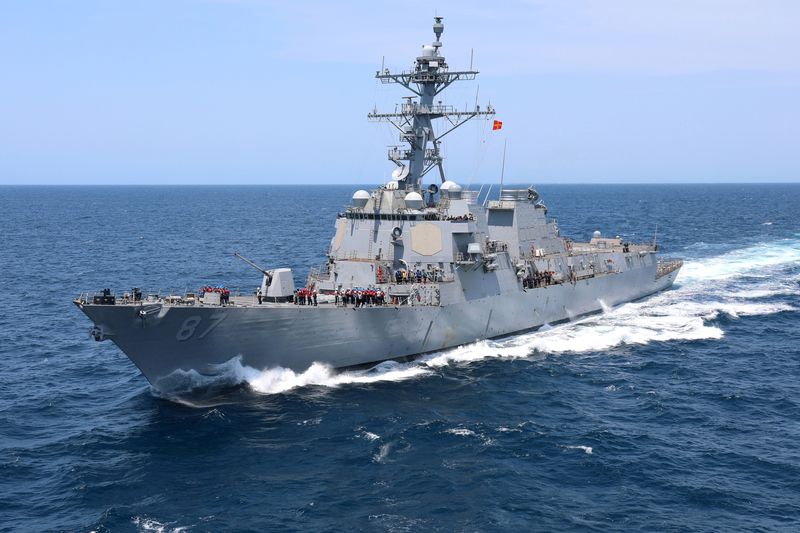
xmin=368 ymin=17 xmax=495 ymax=190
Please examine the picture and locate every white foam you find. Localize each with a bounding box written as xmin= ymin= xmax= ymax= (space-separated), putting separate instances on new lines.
xmin=565 ymin=445 xmax=593 ymax=454
xmin=358 ymin=428 xmax=381 ymax=441
xmin=445 ymin=428 xmax=477 ymax=437
xmin=727 ymin=288 xmax=794 ymax=299
xmin=373 ymin=443 xmax=391 ymax=463
xmin=678 ymin=238 xmax=800 ymax=283
xmin=243 ymin=361 xmax=430 ymax=394
xmin=132 ymin=517 xmax=187 ymax=533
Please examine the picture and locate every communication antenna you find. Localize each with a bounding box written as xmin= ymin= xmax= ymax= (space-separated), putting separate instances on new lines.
xmin=369 ymin=16 xmax=495 ymax=190
xmin=653 ymin=224 xmax=659 ymax=249
xmin=499 ymin=138 xmax=507 ymax=196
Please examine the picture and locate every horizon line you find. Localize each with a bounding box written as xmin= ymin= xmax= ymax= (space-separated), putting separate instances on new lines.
xmin=2 ymin=181 xmax=799 ymax=187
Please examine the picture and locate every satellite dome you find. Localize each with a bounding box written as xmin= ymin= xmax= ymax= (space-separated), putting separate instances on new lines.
xmin=441 ymin=180 xmax=462 ymax=192
xmin=385 ymin=180 xmax=399 ymax=190
xmin=593 ymin=230 xmax=602 ymax=238
xmin=352 ymin=189 xmax=370 ymax=208
xmin=391 ymin=165 xmax=409 ymax=180
xmin=421 ymin=45 xmax=436 ymax=57
xmin=404 ymin=191 xmax=423 ymax=210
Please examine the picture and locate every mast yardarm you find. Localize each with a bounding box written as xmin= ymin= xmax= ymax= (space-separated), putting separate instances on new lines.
xmin=368 ymin=16 xmax=495 ymax=190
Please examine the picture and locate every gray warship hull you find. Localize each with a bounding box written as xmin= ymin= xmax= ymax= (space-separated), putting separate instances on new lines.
xmin=76 ymin=264 xmax=679 ymax=388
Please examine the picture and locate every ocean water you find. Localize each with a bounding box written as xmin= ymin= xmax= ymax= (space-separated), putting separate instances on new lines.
xmin=1 ymin=184 xmax=799 ymax=532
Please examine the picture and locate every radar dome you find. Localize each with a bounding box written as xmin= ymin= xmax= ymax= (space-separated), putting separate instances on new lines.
xmin=404 ymin=191 xmax=423 ymax=210
xmin=352 ymin=190 xmax=370 ymax=208
xmin=441 ymin=180 xmax=463 ymax=198
xmin=421 ymin=45 xmax=436 ymax=57
xmin=593 ymin=230 xmax=602 ymax=238
xmin=441 ymin=180 xmax=462 ymax=192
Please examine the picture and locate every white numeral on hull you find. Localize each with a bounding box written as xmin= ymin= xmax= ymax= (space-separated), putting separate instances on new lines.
xmin=175 ymin=312 xmax=227 ymax=341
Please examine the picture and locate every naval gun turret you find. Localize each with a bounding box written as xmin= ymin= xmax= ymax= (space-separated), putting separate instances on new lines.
xmin=234 ymin=252 xmax=295 ymax=302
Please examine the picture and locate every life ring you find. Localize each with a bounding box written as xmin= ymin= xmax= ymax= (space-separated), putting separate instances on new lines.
xmin=391 ymin=227 xmax=402 ymax=239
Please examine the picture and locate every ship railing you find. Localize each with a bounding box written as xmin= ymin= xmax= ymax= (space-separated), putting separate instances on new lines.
xmin=342 ymin=209 xmax=473 ymax=223
xmin=486 ymin=240 xmax=508 ymax=253
xmin=307 ymin=263 xmax=330 ymax=282
xmin=388 ymin=147 xmax=413 ymax=161
xmin=78 ymin=287 xmax=259 ymax=306
xmin=656 ymin=259 xmax=683 ymax=279
xmin=383 ymin=283 xmax=442 ymax=306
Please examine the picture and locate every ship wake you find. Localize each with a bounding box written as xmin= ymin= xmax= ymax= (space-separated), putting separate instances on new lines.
xmin=158 ymin=238 xmax=799 ymax=399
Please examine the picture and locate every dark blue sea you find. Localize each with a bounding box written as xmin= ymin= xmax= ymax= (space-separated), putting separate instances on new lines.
xmin=1 ymin=184 xmax=799 ymax=532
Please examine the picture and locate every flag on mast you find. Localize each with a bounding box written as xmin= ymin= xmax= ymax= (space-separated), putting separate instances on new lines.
xmin=492 ymin=120 xmax=503 ymax=130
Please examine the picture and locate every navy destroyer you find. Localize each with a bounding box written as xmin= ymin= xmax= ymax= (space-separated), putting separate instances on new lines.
xmin=75 ymin=17 xmax=682 ymax=388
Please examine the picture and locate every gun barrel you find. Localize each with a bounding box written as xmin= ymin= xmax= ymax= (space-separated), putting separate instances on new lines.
xmin=233 ymin=252 xmax=271 ymax=278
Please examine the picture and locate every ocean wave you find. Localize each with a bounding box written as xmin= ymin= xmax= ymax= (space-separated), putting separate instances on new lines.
xmin=158 ymin=239 xmax=799 ymax=399
xmin=131 ymin=517 xmax=188 ymax=533
xmin=564 ymin=445 xmax=593 ymax=454
xmin=678 ymin=238 xmax=800 ymax=282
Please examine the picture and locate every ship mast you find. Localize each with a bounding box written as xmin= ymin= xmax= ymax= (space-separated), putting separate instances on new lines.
xmin=368 ymin=16 xmax=495 ymax=191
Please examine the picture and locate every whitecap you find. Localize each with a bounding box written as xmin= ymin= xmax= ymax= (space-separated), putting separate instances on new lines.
xmin=358 ymin=428 xmax=381 ymax=441
xmin=564 ymin=445 xmax=593 ymax=454
xmin=373 ymin=443 xmax=391 ymax=463
xmin=132 ymin=517 xmax=188 ymax=533
xmin=445 ymin=428 xmax=477 ymax=437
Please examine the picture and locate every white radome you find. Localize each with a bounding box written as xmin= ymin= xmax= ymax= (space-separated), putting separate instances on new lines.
xmin=404 ymin=191 xmax=424 ymax=209
xmin=441 ymin=180 xmax=462 ymax=192
xmin=352 ymin=189 xmax=370 ymax=208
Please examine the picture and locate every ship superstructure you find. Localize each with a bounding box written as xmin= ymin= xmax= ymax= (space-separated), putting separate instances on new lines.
xmin=75 ymin=18 xmax=682 ymax=388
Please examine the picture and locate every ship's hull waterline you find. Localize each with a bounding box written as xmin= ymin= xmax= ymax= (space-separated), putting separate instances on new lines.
xmin=76 ymin=266 xmax=679 ymax=388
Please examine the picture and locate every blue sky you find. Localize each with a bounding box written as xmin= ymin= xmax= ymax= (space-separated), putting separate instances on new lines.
xmin=1 ymin=0 xmax=798 ymax=185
